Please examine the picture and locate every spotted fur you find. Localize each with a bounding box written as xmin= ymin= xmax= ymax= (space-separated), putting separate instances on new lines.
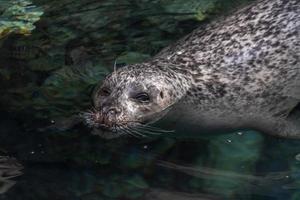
xmin=88 ymin=0 xmax=300 ymax=138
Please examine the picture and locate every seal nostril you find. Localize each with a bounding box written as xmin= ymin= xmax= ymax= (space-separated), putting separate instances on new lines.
xmin=108 ymin=109 xmax=116 ymax=115
xmin=107 ymin=108 xmax=121 ymax=116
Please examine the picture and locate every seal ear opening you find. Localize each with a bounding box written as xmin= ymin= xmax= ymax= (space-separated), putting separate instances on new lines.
xmin=160 ymin=91 xmax=164 ymax=99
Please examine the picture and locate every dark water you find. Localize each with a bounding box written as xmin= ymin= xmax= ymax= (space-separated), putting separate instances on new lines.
xmin=1 ymin=114 xmax=300 ymax=200
xmin=0 ymin=0 xmax=300 ymax=200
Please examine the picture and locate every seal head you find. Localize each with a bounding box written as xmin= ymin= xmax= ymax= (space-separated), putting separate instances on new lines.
xmin=82 ymin=63 xmax=188 ymax=138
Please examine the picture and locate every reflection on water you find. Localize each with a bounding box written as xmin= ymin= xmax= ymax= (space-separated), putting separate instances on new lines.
xmin=0 ymin=117 xmax=300 ymax=200
xmin=0 ymin=156 xmax=23 ymax=194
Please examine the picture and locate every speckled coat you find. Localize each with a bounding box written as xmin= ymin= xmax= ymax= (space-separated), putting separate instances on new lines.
xmin=154 ymin=0 xmax=298 ymax=135
xmin=95 ymin=0 xmax=300 ymax=138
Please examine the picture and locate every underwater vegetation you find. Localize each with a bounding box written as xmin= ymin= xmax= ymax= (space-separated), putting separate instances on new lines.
xmin=0 ymin=0 xmax=43 ymax=39
xmin=0 ymin=156 xmax=23 ymax=194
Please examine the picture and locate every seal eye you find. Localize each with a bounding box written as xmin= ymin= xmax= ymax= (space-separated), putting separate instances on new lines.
xmin=99 ymin=87 xmax=111 ymax=96
xmin=134 ymin=92 xmax=150 ymax=103
xmin=160 ymin=91 xmax=164 ymax=99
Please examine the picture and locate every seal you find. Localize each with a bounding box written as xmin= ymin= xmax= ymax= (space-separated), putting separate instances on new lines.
xmin=82 ymin=0 xmax=300 ymax=139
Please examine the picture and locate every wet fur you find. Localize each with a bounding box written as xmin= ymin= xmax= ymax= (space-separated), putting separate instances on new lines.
xmin=87 ymin=0 xmax=300 ymax=138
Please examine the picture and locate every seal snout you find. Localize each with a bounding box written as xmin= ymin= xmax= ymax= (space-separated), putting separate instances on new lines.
xmin=92 ymin=107 xmax=121 ymax=129
xmin=106 ymin=107 xmax=121 ymax=117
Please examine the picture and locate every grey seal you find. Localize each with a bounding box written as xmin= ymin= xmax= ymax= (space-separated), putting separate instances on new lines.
xmin=82 ymin=0 xmax=300 ymax=139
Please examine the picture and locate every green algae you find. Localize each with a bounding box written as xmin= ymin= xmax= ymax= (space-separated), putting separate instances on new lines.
xmin=0 ymin=0 xmax=43 ymax=38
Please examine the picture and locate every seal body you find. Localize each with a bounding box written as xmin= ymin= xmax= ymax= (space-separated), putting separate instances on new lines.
xmin=85 ymin=0 xmax=300 ymax=138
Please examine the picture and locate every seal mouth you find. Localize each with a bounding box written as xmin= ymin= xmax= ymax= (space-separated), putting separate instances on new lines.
xmin=80 ymin=109 xmax=118 ymax=130
xmin=80 ymin=109 xmax=174 ymax=139
xmin=80 ymin=109 xmax=135 ymax=132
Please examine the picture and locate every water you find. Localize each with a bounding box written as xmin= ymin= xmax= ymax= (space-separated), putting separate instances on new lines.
xmin=1 ymin=0 xmax=300 ymax=199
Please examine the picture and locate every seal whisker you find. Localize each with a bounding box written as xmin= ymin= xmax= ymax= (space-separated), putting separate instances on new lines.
xmin=112 ymin=59 xmax=118 ymax=84
xmin=133 ymin=123 xmax=175 ymax=135
xmin=140 ymin=124 xmax=175 ymax=133
xmin=133 ymin=124 xmax=167 ymax=136
xmin=136 ymin=127 xmax=162 ymax=136
xmin=79 ymin=111 xmax=97 ymax=127
xmin=138 ymin=127 xmax=169 ymax=136
xmin=118 ymin=125 xmax=139 ymax=138
xmin=131 ymin=130 xmax=147 ymax=138
xmin=120 ymin=127 xmax=138 ymax=138
xmin=127 ymin=127 xmax=148 ymax=138
xmin=135 ymin=126 xmax=166 ymax=135
xmin=114 ymin=128 xmax=125 ymax=137
xmin=119 ymin=120 xmax=174 ymax=135
xmin=80 ymin=112 xmax=94 ymax=118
